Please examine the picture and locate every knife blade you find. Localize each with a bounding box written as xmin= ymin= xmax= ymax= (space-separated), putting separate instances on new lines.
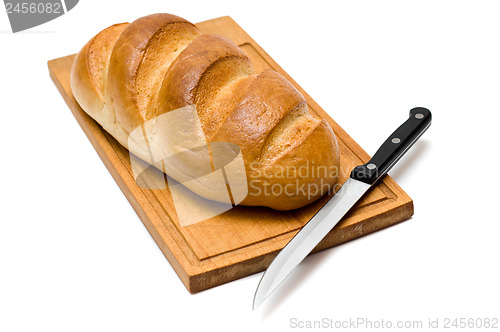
xmin=253 ymin=107 xmax=432 ymax=310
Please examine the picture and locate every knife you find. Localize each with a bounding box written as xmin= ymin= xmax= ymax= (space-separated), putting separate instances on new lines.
xmin=253 ymin=107 xmax=432 ymax=310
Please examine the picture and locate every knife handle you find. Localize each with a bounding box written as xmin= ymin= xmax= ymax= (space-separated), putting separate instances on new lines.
xmin=350 ymin=107 xmax=432 ymax=185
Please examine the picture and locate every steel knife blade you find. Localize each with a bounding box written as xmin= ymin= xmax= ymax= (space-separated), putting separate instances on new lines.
xmin=253 ymin=107 xmax=432 ymax=310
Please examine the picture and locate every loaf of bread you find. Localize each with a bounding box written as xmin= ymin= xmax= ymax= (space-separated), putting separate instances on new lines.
xmin=70 ymin=13 xmax=340 ymax=210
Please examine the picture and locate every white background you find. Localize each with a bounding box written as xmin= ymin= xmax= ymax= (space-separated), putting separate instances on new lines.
xmin=1 ymin=1 xmax=499 ymax=331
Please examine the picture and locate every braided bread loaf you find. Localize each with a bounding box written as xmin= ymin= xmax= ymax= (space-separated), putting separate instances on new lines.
xmin=70 ymin=13 xmax=340 ymax=210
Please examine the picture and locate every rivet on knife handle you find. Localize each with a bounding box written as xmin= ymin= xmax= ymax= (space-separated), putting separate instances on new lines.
xmin=350 ymin=107 xmax=432 ymax=185
xmin=253 ymin=107 xmax=432 ymax=310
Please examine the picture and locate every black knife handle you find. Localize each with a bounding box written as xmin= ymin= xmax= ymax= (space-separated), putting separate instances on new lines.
xmin=350 ymin=107 xmax=432 ymax=185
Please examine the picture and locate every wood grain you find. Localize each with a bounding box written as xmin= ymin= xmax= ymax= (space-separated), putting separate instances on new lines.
xmin=48 ymin=16 xmax=413 ymax=293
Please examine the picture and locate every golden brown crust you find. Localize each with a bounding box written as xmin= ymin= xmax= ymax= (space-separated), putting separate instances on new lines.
xmin=70 ymin=13 xmax=340 ymax=210
xmin=107 ymin=13 xmax=200 ymax=134
xmin=157 ymin=34 xmax=255 ymax=116
xmin=70 ymin=23 xmax=128 ymax=123
xmin=212 ymin=70 xmax=306 ymax=163
xmin=199 ymin=75 xmax=257 ymax=141
xmin=244 ymin=118 xmax=340 ymax=210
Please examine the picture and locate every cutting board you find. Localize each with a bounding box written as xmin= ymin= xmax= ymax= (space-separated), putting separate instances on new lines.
xmin=48 ymin=16 xmax=413 ymax=293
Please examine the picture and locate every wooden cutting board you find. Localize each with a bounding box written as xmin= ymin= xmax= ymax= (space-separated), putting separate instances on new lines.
xmin=48 ymin=16 xmax=413 ymax=293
